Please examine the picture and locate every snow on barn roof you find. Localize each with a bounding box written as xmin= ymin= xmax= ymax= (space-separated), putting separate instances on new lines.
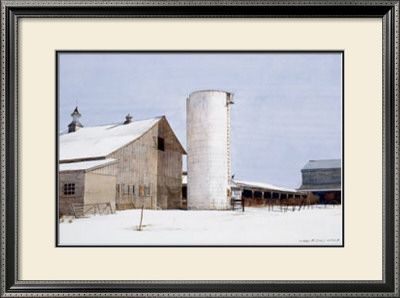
xmin=302 ymin=159 xmax=341 ymax=170
xmin=60 ymin=117 xmax=162 ymax=161
xmin=59 ymin=159 xmax=117 ymax=172
xmin=231 ymin=179 xmax=298 ymax=193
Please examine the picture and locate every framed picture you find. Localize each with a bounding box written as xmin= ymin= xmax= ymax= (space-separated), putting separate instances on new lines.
xmin=1 ymin=0 xmax=398 ymax=296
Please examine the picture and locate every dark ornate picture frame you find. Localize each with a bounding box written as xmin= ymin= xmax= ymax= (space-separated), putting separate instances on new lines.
xmin=1 ymin=0 xmax=398 ymax=296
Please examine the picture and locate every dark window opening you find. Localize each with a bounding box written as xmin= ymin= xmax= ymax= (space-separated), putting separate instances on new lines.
xmin=288 ymin=194 xmax=293 ymax=198
xmin=182 ymin=186 xmax=187 ymax=199
xmin=272 ymin=192 xmax=280 ymax=199
xmin=264 ymin=192 xmax=272 ymax=199
xmin=63 ymin=183 xmax=75 ymax=195
xmin=158 ymin=137 xmax=165 ymax=151
xmin=254 ymin=191 xmax=262 ymax=198
xmin=281 ymin=193 xmax=287 ymax=199
xmin=242 ymin=189 xmax=253 ymax=198
xmin=295 ymin=194 xmax=300 ymax=198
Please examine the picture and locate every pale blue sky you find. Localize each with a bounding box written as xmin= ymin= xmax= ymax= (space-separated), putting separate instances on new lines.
xmin=58 ymin=52 xmax=342 ymax=189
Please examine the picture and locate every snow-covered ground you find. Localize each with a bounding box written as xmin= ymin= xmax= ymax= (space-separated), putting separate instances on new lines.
xmin=59 ymin=205 xmax=342 ymax=246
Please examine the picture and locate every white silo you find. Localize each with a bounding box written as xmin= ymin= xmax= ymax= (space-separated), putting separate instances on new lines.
xmin=186 ymin=90 xmax=233 ymax=210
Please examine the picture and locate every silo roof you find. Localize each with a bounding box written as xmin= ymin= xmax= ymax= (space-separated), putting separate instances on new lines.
xmin=189 ymin=89 xmax=230 ymax=96
xmin=302 ymin=159 xmax=341 ymax=170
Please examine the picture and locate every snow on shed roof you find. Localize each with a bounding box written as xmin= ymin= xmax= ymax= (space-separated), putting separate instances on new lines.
xmin=59 ymin=159 xmax=117 ymax=172
xmin=302 ymin=159 xmax=341 ymax=170
xmin=60 ymin=117 xmax=162 ymax=161
xmin=182 ymin=174 xmax=187 ymax=185
xmin=232 ymin=179 xmax=297 ymax=193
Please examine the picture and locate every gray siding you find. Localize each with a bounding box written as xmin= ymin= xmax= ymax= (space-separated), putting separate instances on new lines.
xmin=300 ymin=168 xmax=341 ymax=190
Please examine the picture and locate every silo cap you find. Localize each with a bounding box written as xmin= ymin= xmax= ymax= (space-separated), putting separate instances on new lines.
xmin=189 ymin=90 xmax=231 ymax=96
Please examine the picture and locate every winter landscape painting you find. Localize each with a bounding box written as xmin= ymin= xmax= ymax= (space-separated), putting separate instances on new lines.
xmin=57 ymin=52 xmax=343 ymax=246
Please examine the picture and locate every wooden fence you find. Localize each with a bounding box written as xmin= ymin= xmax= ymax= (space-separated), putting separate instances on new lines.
xmin=71 ymin=202 xmax=114 ymax=218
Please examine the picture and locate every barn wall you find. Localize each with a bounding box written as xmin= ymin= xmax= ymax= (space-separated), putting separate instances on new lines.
xmin=59 ymin=171 xmax=85 ymax=216
xmin=90 ymin=162 xmax=119 ymax=176
xmin=157 ymin=119 xmax=183 ymax=209
xmin=301 ymin=168 xmax=341 ymax=188
xmin=107 ymin=125 xmax=159 ymax=209
xmin=84 ymin=173 xmax=116 ymax=213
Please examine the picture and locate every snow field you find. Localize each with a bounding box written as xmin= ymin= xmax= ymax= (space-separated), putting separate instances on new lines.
xmin=59 ymin=205 xmax=342 ymax=246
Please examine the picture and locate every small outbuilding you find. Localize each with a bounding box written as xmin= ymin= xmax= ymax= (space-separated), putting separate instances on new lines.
xmin=298 ymin=159 xmax=342 ymax=204
xmin=230 ymin=179 xmax=307 ymax=207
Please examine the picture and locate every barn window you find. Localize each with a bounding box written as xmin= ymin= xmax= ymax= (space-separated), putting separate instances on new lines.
xmin=145 ymin=186 xmax=150 ymax=196
xmin=124 ymin=185 xmax=135 ymax=194
xmin=264 ymin=192 xmax=272 ymax=199
xmin=272 ymin=192 xmax=280 ymax=199
xmin=281 ymin=193 xmax=287 ymax=199
xmin=139 ymin=185 xmax=150 ymax=196
xmin=158 ymin=137 xmax=165 ymax=151
xmin=63 ymin=183 xmax=75 ymax=195
xmin=139 ymin=185 xmax=145 ymax=196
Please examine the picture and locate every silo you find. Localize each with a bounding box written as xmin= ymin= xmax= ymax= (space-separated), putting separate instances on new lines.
xmin=186 ymin=90 xmax=233 ymax=210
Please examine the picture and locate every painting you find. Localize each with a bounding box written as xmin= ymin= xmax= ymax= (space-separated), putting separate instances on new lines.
xmin=57 ymin=52 xmax=343 ymax=246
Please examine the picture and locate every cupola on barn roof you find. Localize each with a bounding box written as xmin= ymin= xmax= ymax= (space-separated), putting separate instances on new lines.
xmin=68 ymin=106 xmax=83 ymax=133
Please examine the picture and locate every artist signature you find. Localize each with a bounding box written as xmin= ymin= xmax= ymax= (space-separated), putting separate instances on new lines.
xmin=299 ymin=238 xmax=341 ymax=243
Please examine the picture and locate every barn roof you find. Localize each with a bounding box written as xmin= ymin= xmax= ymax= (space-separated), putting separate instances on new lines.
xmin=60 ymin=117 xmax=163 ymax=161
xmin=231 ymin=179 xmax=298 ymax=193
xmin=59 ymin=159 xmax=117 ymax=172
xmin=302 ymin=159 xmax=341 ymax=170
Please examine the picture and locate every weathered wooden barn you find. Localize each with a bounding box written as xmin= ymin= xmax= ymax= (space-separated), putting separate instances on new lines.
xmin=298 ymin=159 xmax=342 ymax=204
xmin=59 ymin=108 xmax=186 ymax=216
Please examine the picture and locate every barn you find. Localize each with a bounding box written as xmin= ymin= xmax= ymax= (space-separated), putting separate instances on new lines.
xmin=298 ymin=159 xmax=342 ymax=204
xmin=59 ymin=108 xmax=186 ymax=217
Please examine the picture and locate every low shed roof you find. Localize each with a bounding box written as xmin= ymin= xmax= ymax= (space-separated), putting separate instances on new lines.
xmin=232 ymin=179 xmax=298 ymax=193
xmin=59 ymin=159 xmax=117 ymax=172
